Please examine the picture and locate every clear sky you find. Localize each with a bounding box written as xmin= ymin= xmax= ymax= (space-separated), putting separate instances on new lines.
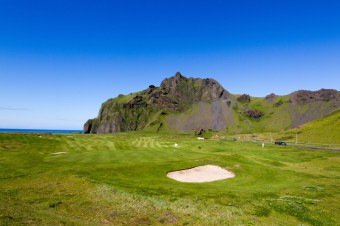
xmin=1 ymin=0 xmax=339 ymax=130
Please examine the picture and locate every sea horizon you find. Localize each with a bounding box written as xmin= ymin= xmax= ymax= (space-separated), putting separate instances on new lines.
xmin=0 ymin=128 xmax=83 ymax=134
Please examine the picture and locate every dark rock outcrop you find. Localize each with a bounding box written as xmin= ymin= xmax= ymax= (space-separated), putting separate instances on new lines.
xmin=123 ymin=95 xmax=147 ymax=109
xmin=289 ymin=89 xmax=338 ymax=105
xmin=243 ymin=109 xmax=264 ymax=119
xmin=265 ymin=93 xmax=276 ymax=102
xmin=83 ymin=119 xmax=94 ymax=134
xmin=195 ymin=128 xmax=205 ymax=136
xmin=160 ymin=72 xmax=230 ymax=103
xmin=237 ymin=94 xmax=251 ymax=103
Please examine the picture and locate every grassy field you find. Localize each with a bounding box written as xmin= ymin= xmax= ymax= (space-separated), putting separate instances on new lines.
xmin=0 ymin=132 xmax=339 ymax=225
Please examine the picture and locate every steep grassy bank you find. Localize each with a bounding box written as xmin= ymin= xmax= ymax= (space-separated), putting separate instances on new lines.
xmin=277 ymin=109 xmax=340 ymax=145
xmin=1 ymin=132 xmax=339 ymax=225
xmin=226 ymin=109 xmax=340 ymax=150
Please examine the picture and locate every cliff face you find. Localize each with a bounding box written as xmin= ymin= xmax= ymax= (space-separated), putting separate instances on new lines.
xmin=289 ymin=89 xmax=339 ymax=105
xmin=84 ymin=72 xmax=233 ymax=134
xmin=84 ymin=72 xmax=340 ymax=134
xmin=160 ymin=72 xmax=230 ymax=103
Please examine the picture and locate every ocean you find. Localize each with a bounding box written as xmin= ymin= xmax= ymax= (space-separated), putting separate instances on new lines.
xmin=0 ymin=128 xmax=83 ymax=134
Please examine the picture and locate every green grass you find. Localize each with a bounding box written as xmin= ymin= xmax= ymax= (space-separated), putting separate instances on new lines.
xmin=271 ymin=109 xmax=340 ymax=148
xmin=292 ymin=109 xmax=340 ymax=144
xmin=227 ymin=109 xmax=340 ymax=150
xmin=218 ymin=95 xmax=295 ymax=134
xmin=1 ymin=132 xmax=339 ymax=225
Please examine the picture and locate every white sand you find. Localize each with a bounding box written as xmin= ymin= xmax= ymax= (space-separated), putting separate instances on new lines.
xmin=51 ymin=152 xmax=67 ymax=155
xmin=166 ymin=165 xmax=235 ymax=183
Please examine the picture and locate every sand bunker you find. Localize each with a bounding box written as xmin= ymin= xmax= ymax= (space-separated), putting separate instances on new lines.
xmin=167 ymin=165 xmax=235 ymax=183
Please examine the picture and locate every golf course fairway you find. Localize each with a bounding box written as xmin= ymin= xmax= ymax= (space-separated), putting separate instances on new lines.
xmin=0 ymin=132 xmax=339 ymax=225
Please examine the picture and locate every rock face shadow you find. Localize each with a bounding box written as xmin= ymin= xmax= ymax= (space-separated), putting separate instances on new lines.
xmin=166 ymin=165 xmax=235 ymax=183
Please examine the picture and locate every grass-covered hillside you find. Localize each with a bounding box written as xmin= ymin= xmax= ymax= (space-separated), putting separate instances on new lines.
xmin=1 ymin=132 xmax=339 ymax=225
xmin=158 ymin=93 xmax=339 ymax=135
xmin=272 ymin=109 xmax=340 ymax=146
xmin=84 ymin=73 xmax=339 ymax=135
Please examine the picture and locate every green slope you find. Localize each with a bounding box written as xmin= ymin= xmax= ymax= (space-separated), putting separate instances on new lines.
xmin=275 ymin=109 xmax=340 ymax=145
xmin=226 ymin=95 xmax=294 ymax=133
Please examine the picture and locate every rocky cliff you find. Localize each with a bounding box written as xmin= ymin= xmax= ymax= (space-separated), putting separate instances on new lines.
xmin=84 ymin=72 xmax=233 ymax=134
xmin=84 ymin=72 xmax=340 ymax=134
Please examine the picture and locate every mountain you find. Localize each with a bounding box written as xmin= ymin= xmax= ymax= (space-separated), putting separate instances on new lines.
xmin=84 ymin=72 xmax=340 ymax=134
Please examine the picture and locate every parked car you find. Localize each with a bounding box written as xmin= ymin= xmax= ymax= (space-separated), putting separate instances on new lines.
xmin=275 ymin=141 xmax=287 ymax=146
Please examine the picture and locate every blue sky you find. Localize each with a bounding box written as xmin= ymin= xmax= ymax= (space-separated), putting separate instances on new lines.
xmin=1 ymin=0 xmax=339 ymax=129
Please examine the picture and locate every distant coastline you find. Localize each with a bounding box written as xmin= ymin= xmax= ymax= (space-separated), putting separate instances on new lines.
xmin=0 ymin=128 xmax=83 ymax=134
